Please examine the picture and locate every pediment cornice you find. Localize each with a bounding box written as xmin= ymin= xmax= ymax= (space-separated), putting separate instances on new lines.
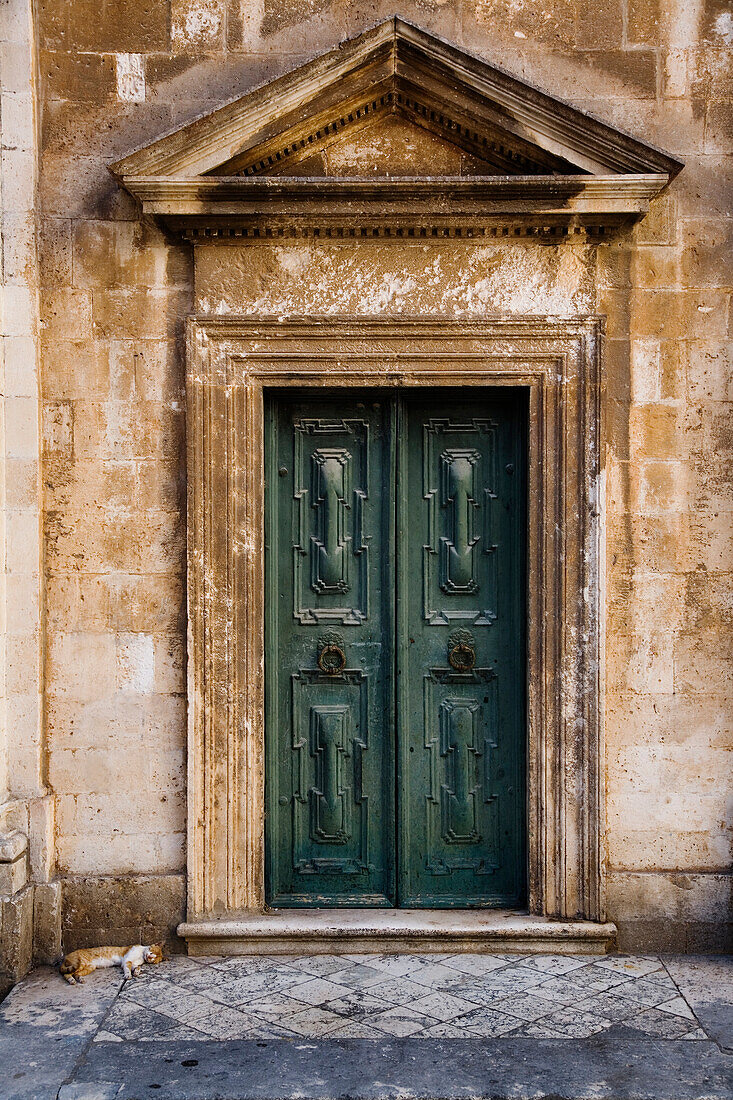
xmin=111 ymin=17 xmax=683 ymax=240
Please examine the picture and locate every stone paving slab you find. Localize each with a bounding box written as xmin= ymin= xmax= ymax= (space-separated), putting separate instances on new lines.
xmin=0 ymin=954 xmax=730 ymax=1100
xmin=92 ymin=953 xmax=711 ymax=1042
xmin=59 ymin=1035 xmax=733 ymax=1100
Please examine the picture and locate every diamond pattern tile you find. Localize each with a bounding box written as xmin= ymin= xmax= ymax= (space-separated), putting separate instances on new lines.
xmin=97 ymin=953 xmax=708 ymax=1042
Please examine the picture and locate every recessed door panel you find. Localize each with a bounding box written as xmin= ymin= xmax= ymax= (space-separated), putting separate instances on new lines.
xmin=266 ymin=396 xmax=395 ymax=906
xmin=397 ymin=396 xmax=525 ymax=907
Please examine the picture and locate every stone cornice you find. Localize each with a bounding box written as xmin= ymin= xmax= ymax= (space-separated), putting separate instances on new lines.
xmin=122 ymin=173 xmax=671 ymax=239
xmin=110 ymin=17 xmax=683 ymax=241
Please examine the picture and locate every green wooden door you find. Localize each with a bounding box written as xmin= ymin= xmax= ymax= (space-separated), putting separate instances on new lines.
xmin=266 ymin=391 xmax=525 ymax=909
xmin=266 ymin=396 xmax=396 ymax=906
xmin=397 ymin=395 xmax=525 ymax=907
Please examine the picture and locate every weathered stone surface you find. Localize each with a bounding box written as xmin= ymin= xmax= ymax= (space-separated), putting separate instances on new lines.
xmin=3 ymin=955 xmax=733 ymax=1100
xmin=0 ymin=0 xmax=728 ymax=968
xmin=0 ymin=886 xmax=34 ymax=981
xmin=61 ymin=873 xmax=186 ymax=953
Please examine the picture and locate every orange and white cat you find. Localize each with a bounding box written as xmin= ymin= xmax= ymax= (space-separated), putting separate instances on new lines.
xmin=60 ymin=943 xmax=164 ymax=984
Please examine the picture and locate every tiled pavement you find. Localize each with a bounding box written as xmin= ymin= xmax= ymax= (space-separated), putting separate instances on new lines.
xmin=96 ymin=953 xmax=707 ymax=1042
xmin=2 ymin=954 xmax=732 ymax=1099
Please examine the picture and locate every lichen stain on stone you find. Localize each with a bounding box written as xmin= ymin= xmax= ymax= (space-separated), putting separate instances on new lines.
xmin=172 ymin=0 xmax=223 ymax=46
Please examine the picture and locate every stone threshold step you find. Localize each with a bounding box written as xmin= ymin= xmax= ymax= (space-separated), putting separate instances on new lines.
xmin=179 ymin=908 xmax=617 ymax=955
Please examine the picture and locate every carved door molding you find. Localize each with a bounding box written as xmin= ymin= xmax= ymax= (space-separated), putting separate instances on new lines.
xmin=185 ymin=316 xmax=604 ymax=924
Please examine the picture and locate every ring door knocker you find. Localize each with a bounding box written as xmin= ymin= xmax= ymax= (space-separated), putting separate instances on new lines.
xmin=317 ymin=631 xmax=346 ymax=675
xmin=448 ymin=629 xmax=476 ymax=672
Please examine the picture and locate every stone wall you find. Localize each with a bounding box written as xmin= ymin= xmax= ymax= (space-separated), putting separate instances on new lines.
xmin=0 ymin=0 xmax=728 ymax=967
xmin=0 ymin=0 xmax=58 ymax=994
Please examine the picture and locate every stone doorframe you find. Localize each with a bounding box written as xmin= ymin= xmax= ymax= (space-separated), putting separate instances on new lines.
xmin=181 ymin=315 xmax=608 ymax=950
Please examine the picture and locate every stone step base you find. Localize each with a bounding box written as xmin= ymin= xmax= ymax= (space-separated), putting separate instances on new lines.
xmin=179 ymin=909 xmax=617 ymax=955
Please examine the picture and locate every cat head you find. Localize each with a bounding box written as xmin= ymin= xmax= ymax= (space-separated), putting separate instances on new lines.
xmin=144 ymin=943 xmax=164 ymax=965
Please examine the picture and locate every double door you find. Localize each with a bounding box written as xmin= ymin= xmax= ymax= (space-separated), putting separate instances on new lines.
xmin=265 ymin=391 xmax=525 ymax=908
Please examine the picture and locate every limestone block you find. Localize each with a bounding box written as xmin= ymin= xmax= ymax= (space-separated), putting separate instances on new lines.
xmin=116 ymin=53 xmax=146 ymax=103
xmin=153 ymin=634 xmax=185 ymax=695
xmin=607 ymin=870 xmax=732 ymax=923
xmin=46 ymin=693 xmax=186 ymax=754
xmin=116 ymin=633 xmax=155 ymax=693
xmin=0 ymin=830 xmax=28 ymax=864
xmin=60 ymin=873 xmax=185 ymax=953
xmin=663 ymin=47 xmax=688 ymax=98
xmin=49 ymin=746 xmax=184 ymax=796
xmin=567 ymin=49 xmax=658 ymax=101
xmin=108 ymin=339 xmax=183 ymax=403
xmin=39 ymin=151 xmax=137 ymax=219
xmin=691 ymin=454 xmax=733 ymax=512
xmin=631 ymin=246 xmax=681 ymax=290
xmin=703 ymin=403 xmax=733 ymax=454
xmin=681 ymin=217 xmax=733 ymax=288
xmin=5 ymin=457 xmax=39 ymax=508
xmin=40 ymin=49 xmax=117 ymax=102
xmin=0 ymin=41 xmax=33 ymax=94
xmin=41 ymin=400 xmax=72 ymax=455
xmin=606 ymin=569 xmax=687 ymax=636
xmin=575 ymin=0 xmax=622 ymax=48
xmin=5 ymin=633 xmax=41 ymax=696
xmin=674 ymin=630 xmax=733 ymax=695
xmin=635 ymin=459 xmax=691 ymax=513
xmin=37 ymin=217 xmax=73 ymax=287
xmin=6 ymin=696 xmax=43 ymax=793
xmin=2 ymin=212 xmax=37 ymax=283
xmin=682 ymin=570 xmax=733 ymax=633
xmin=56 ymin=790 xmax=185 ymax=837
xmin=704 ymin=99 xmax=733 ymax=154
xmin=33 ymin=881 xmax=62 ymax=963
xmin=608 ymin=288 xmax=729 ymax=341
xmin=57 ymin=831 xmax=186 ymax=877
xmin=6 ymin=510 xmax=42 ymax=574
xmin=30 ymin=795 xmax=56 ymax=883
xmin=1 ymin=149 xmax=35 ymax=213
xmin=634 ymin=193 xmax=678 ymax=245
xmin=72 ymin=221 xmax=190 ymax=290
xmin=4 ymin=396 xmax=38 ymax=459
xmin=39 ymin=0 xmax=170 ymax=50
xmin=67 ymin=402 xmax=105 ymax=460
xmin=137 ymin=458 xmax=185 ymax=512
xmin=0 ymin=884 xmax=33 ymax=980
xmin=70 ymin=573 xmax=185 ymax=634
xmin=46 ymin=633 xmax=116 ymax=702
xmin=4 ymin=334 xmax=39 ymax=399
xmin=600 ymin=99 xmax=704 ymax=157
xmin=41 ymin=340 xmax=111 ymax=401
xmin=607 ymin=631 xmax=674 ymax=695
xmin=39 ymin=288 xmax=93 ymax=340
xmin=678 ymin=155 xmax=733 ymax=220
xmin=91 ymin=287 xmax=190 ymax=341
xmin=0 ymin=854 xmax=28 ymax=897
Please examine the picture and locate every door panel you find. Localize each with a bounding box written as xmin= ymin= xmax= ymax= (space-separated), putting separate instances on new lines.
xmin=265 ymin=396 xmax=395 ymax=906
xmin=397 ymin=395 xmax=525 ymax=907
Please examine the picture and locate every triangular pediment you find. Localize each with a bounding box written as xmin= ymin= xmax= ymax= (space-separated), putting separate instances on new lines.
xmin=111 ymin=17 xmax=682 ymax=239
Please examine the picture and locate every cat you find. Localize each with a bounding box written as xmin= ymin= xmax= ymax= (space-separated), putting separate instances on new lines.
xmin=60 ymin=943 xmax=165 ymax=984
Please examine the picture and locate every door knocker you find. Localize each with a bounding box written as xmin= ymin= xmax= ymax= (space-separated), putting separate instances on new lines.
xmin=448 ymin=629 xmax=475 ymax=672
xmin=317 ymin=631 xmax=346 ymax=675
